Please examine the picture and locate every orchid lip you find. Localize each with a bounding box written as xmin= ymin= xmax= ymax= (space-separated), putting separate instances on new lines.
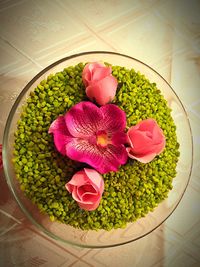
xmin=96 ymin=131 xmax=110 ymax=148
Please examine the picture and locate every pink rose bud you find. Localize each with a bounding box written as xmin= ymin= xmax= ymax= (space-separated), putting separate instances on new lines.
xmin=82 ymin=62 xmax=118 ymax=106
xmin=126 ymin=119 xmax=166 ymax=163
xmin=65 ymin=168 xmax=104 ymax=211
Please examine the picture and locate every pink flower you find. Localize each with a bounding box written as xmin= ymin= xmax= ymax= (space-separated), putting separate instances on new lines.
xmin=65 ymin=168 xmax=104 ymax=211
xmin=0 ymin=144 xmax=2 ymax=170
xmin=126 ymin=119 xmax=165 ymax=163
xmin=49 ymin=101 xmax=127 ymax=174
xmin=82 ymin=62 xmax=118 ymax=106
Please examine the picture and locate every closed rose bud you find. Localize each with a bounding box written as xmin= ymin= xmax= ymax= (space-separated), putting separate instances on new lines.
xmin=126 ymin=119 xmax=165 ymax=163
xmin=82 ymin=62 xmax=118 ymax=106
xmin=65 ymin=168 xmax=104 ymax=211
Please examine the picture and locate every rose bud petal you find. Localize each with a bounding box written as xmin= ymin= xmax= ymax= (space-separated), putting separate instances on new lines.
xmin=65 ymin=168 xmax=104 ymax=211
xmin=82 ymin=62 xmax=118 ymax=106
xmin=126 ymin=119 xmax=166 ymax=163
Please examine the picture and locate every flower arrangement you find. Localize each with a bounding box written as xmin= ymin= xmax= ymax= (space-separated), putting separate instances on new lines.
xmin=49 ymin=62 xmax=165 ymax=211
xmin=13 ymin=61 xmax=179 ymax=230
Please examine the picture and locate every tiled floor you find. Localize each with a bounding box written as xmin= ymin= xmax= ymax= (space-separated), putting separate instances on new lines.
xmin=0 ymin=0 xmax=200 ymax=266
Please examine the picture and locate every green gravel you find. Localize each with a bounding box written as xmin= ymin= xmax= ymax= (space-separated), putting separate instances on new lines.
xmin=13 ymin=63 xmax=180 ymax=231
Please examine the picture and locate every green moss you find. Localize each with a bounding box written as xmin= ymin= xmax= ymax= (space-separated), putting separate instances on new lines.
xmin=13 ymin=63 xmax=179 ymax=231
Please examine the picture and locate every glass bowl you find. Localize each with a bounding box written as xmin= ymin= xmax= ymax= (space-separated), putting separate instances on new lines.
xmin=3 ymin=51 xmax=193 ymax=248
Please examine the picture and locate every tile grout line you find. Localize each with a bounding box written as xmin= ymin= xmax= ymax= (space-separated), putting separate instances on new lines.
xmin=67 ymin=258 xmax=94 ymax=267
xmin=26 ymin=225 xmax=94 ymax=262
xmin=0 ymin=209 xmax=22 ymax=224
xmin=0 ymin=0 xmax=27 ymax=13
xmin=26 ymin=224 xmax=99 ymax=266
xmin=154 ymin=5 xmax=200 ymax=55
xmin=55 ymin=0 xmax=117 ymax=52
xmin=0 ymin=35 xmax=43 ymax=69
xmin=0 ymin=222 xmax=18 ymax=237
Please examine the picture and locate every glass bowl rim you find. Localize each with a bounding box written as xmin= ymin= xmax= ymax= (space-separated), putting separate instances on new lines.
xmin=2 ymin=51 xmax=194 ymax=248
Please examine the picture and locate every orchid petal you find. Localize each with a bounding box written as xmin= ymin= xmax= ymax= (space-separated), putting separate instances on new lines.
xmin=65 ymin=101 xmax=103 ymax=138
xmin=66 ymin=138 xmax=127 ymax=174
xmin=103 ymin=144 xmax=128 ymax=172
xmin=53 ymin=132 xmax=73 ymax=155
xmin=49 ymin=116 xmax=73 ymax=155
xmin=111 ymin=132 xmax=128 ymax=146
xmin=100 ymin=103 xmax=126 ymax=134
xmin=66 ymin=138 xmax=103 ymax=170
xmin=49 ymin=116 xmax=69 ymax=135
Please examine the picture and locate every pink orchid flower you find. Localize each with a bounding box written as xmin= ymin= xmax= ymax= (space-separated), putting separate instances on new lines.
xmin=49 ymin=101 xmax=127 ymax=174
xmin=126 ymin=119 xmax=166 ymax=163
xmin=82 ymin=62 xmax=118 ymax=106
xmin=66 ymin=168 xmax=104 ymax=211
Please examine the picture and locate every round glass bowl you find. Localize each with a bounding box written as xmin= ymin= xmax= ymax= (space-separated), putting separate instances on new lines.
xmin=3 ymin=51 xmax=193 ymax=248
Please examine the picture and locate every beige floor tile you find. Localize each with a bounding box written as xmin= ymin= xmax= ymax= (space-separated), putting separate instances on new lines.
xmin=0 ymin=0 xmax=25 ymax=12
xmin=189 ymin=101 xmax=200 ymax=121
xmin=35 ymin=36 xmax=115 ymax=67
xmin=0 ymin=170 xmax=29 ymax=224
xmin=60 ymin=0 xmax=141 ymax=29
xmin=0 ymin=39 xmax=32 ymax=73
xmin=192 ymin=233 xmax=200 ymax=249
xmin=188 ymin=111 xmax=200 ymax=163
xmin=154 ymin=0 xmax=200 ymax=45
xmin=0 ymin=0 xmax=88 ymax=59
xmin=151 ymin=54 xmax=172 ymax=82
xmin=171 ymin=49 xmax=200 ymax=106
xmin=174 ymin=0 xmax=200 ymax=39
xmin=100 ymin=13 xmax=173 ymax=67
xmin=67 ymin=259 xmax=93 ymax=267
xmin=163 ymin=224 xmax=200 ymax=261
xmin=190 ymin=173 xmax=200 ymax=193
xmin=152 ymin=0 xmax=176 ymax=27
xmin=165 ymin=185 xmax=200 ymax=236
xmin=193 ymin=36 xmax=200 ymax=53
xmin=28 ymin=223 xmax=92 ymax=258
xmin=81 ymin=227 xmax=167 ymax=267
xmin=0 ymin=210 xmax=18 ymax=237
xmin=0 ymin=225 xmax=77 ymax=267
xmin=165 ymin=251 xmax=199 ymax=267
